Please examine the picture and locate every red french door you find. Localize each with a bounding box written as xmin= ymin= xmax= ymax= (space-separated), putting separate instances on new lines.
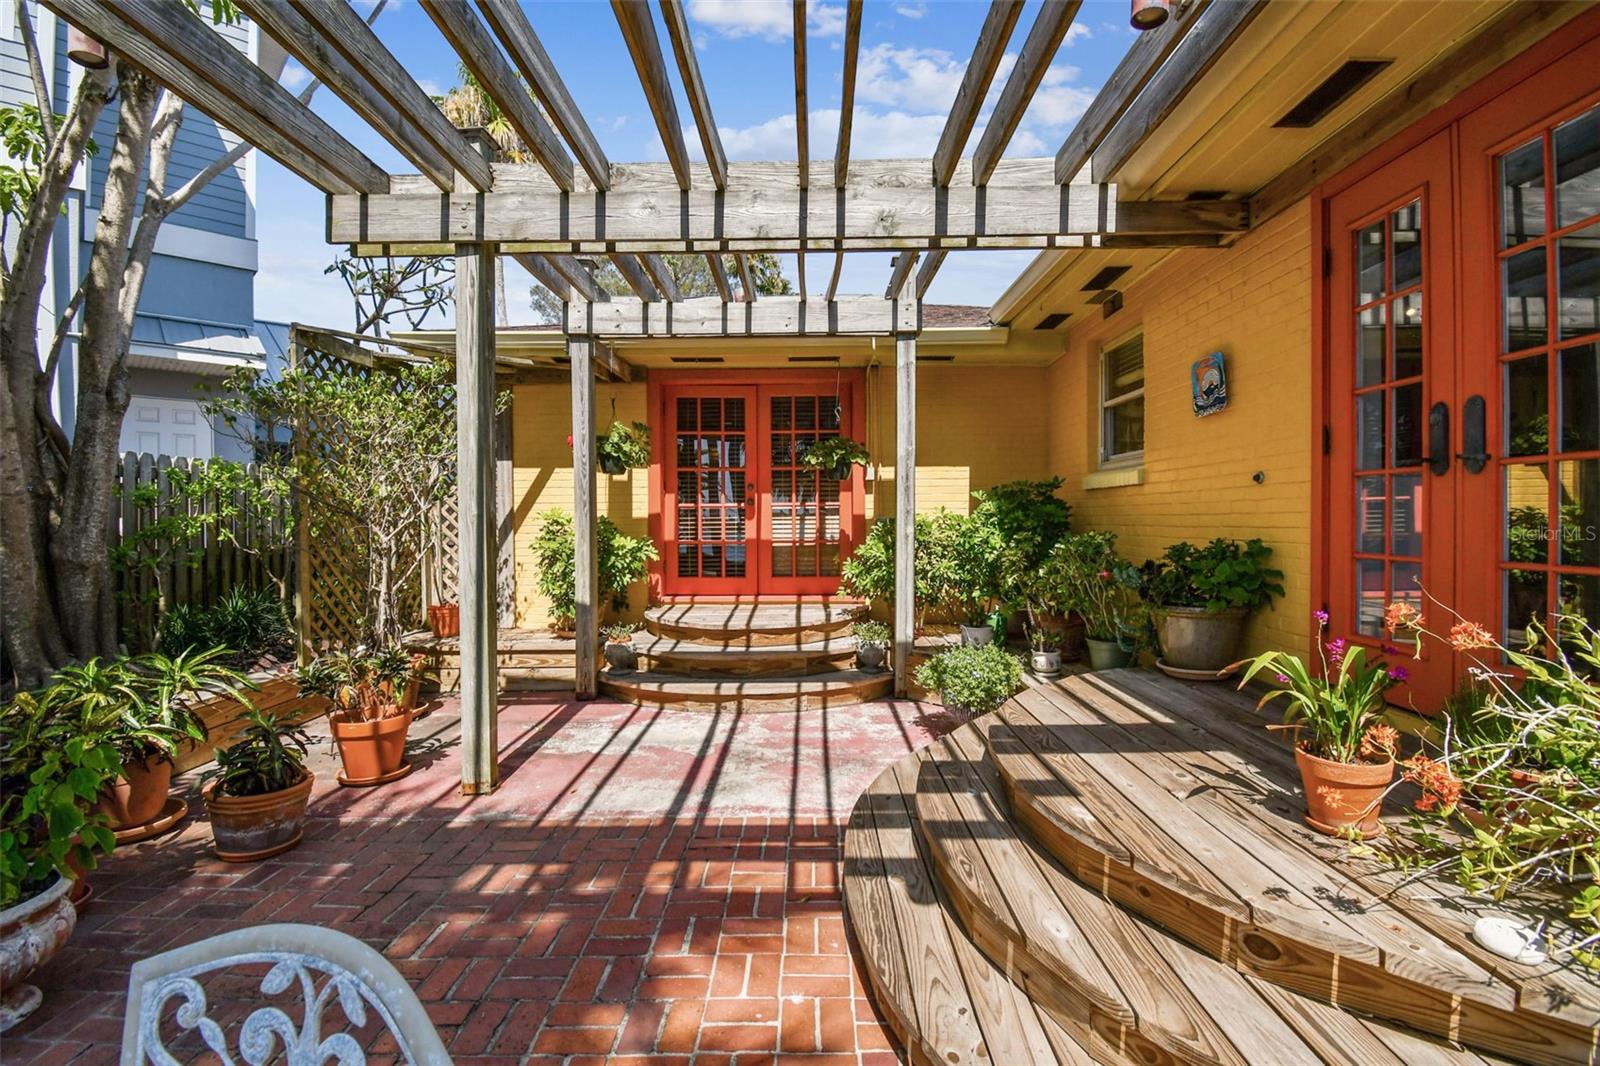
xmin=656 ymin=373 xmax=865 ymax=598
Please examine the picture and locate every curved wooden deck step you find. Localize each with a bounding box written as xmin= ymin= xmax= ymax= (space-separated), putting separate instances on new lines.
xmin=643 ymin=602 xmax=863 ymax=646
xmin=984 ymin=671 xmax=1598 ymax=1066
xmin=635 ymin=635 xmax=856 ymax=677
xmin=597 ymin=669 xmax=890 ymax=712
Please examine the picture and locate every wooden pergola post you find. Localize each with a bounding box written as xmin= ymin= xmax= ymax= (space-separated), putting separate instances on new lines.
xmin=893 ymin=270 xmax=918 ymax=698
xmin=569 ymin=334 xmax=599 ymax=699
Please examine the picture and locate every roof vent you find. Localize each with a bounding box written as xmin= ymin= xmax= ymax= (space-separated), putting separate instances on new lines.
xmin=916 ymin=354 xmax=955 ymax=363
xmin=1184 ymin=190 xmax=1229 ymax=201
xmin=1082 ymin=265 xmax=1130 ymax=291
xmin=788 ymin=355 xmax=840 ymax=363
xmin=670 ymin=356 xmax=724 ymax=364
xmin=1274 ymin=60 xmax=1392 ymax=129
xmin=1035 ymin=312 xmax=1071 ymax=330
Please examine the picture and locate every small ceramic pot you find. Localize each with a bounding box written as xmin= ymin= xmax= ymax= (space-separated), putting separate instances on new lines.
xmin=604 ymin=642 xmax=638 ymax=673
xmin=1030 ymin=649 xmax=1062 ymax=678
xmin=0 ymin=875 xmax=76 ymax=1032
xmin=1295 ymin=747 xmax=1394 ymax=838
xmin=96 ymin=755 xmax=173 ymax=829
xmin=959 ymin=624 xmax=994 ymax=648
xmin=856 ymin=642 xmax=888 ymax=673
xmin=1085 ymin=637 xmax=1132 ymax=670
xmin=330 ymin=710 xmax=414 ymax=785
xmin=203 ymin=772 xmax=314 ymax=862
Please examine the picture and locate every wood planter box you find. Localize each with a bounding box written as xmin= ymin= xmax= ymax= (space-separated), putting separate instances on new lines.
xmin=173 ymin=670 xmax=328 ymax=774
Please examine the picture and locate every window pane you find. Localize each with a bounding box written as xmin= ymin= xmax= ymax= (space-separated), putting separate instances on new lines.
xmin=1392 ymin=201 xmax=1422 ymax=291
xmin=677 ymin=506 xmax=698 ymax=541
xmin=700 ymin=398 xmax=722 ymax=430
xmin=1392 ymin=382 xmax=1423 ymax=467
xmin=771 ymin=544 xmax=794 ymax=577
xmin=1357 ymin=305 xmax=1386 ymax=386
xmin=820 ymin=396 xmax=842 ymax=430
xmin=1555 ymin=107 xmax=1600 ymax=229
xmin=1108 ymin=397 xmax=1144 ymax=457
xmin=1557 ymin=572 xmax=1599 ymax=637
xmin=1558 ymin=221 xmax=1600 ymax=340
xmin=1561 ymin=342 xmax=1600 ymax=452
xmin=795 ymin=396 xmax=817 ymax=430
xmin=726 ymin=544 xmax=746 ymax=578
xmin=1356 ymin=475 xmax=1386 ymax=553
xmin=700 ymin=544 xmax=723 ymax=576
xmin=1559 ymin=458 xmax=1600 ymax=566
xmin=1504 ymin=246 xmax=1548 ymax=352
xmin=678 ymin=545 xmax=699 ymax=577
xmin=1505 ymin=463 xmax=1551 ymax=565
xmin=724 ymin=398 xmax=745 ymax=430
xmin=1391 ymin=561 xmax=1422 ymax=614
xmin=1104 ymin=336 xmax=1144 ymax=400
xmin=1391 ymin=474 xmax=1422 ymax=557
xmin=676 ymin=397 xmax=697 ymax=430
xmin=1505 ymin=568 xmax=1547 ymax=645
xmin=1356 ymin=559 xmax=1385 ymax=636
xmin=1502 ymin=137 xmax=1546 ymax=247
xmin=1357 ymin=392 xmax=1385 ymax=471
xmin=771 ymin=396 xmax=792 ymax=429
xmin=1393 ymin=293 xmax=1423 ymax=380
xmin=1357 ymin=222 xmax=1386 ymax=304
xmin=1505 ymin=354 xmax=1549 ymax=456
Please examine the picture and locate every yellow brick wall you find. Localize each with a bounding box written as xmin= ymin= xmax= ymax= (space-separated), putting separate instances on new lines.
xmin=508 ymin=365 xmax=1050 ymax=629
xmin=1046 ymin=200 xmax=1315 ymax=658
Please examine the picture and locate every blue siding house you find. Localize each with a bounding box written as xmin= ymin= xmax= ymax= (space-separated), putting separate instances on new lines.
xmin=1 ymin=1 xmax=277 ymax=462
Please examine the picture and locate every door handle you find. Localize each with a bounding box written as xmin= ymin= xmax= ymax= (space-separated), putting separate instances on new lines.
xmin=1425 ymin=401 xmax=1450 ymax=476
xmin=1457 ymin=394 xmax=1491 ymax=474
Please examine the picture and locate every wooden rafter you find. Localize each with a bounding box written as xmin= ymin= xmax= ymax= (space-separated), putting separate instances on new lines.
xmin=421 ymin=0 xmax=576 ymax=190
xmin=794 ymin=0 xmax=809 ymax=190
xmin=705 ymin=254 xmax=734 ymax=302
xmin=609 ymin=254 xmax=661 ymax=301
xmin=1052 ymin=0 xmax=1207 ymax=184
xmin=476 ymin=0 xmax=612 ymax=189
xmin=796 ymin=253 xmax=807 ymax=298
xmin=971 ymin=0 xmax=1081 ymax=186
xmin=516 ymin=252 xmax=608 ymax=303
xmin=1090 ymin=0 xmax=1266 ymax=183
xmin=567 ymin=295 xmax=921 ymax=337
xmin=884 ymin=252 xmax=919 ymax=300
xmin=44 ymin=0 xmax=388 ymax=195
xmin=915 ymin=250 xmax=947 ymax=298
xmin=661 ymin=0 xmax=728 ymax=190
xmin=835 ymin=0 xmax=864 ymax=187
xmin=612 ymin=0 xmax=693 ymax=190
xmin=516 ymin=251 xmax=573 ymax=302
xmin=825 ymin=254 xmax=846 ymax=303
xmin=933 ymin=0 xmax=1023 ymax=186
xmin=641 ymin=255 xmax=683 ymax=302
xmin=736 ymin=255 xmax=757 ymax=303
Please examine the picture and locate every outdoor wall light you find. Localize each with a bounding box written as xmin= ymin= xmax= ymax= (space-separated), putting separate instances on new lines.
xmin=1131 ymin=0 xmax=1172 ymax=30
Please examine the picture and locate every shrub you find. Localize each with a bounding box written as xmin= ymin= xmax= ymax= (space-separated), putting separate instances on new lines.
xmin=201 ymin=710 xmax=312 ymax=798
xmin=532 ymin=510 xmax=660 ymax=628
xmin=1141 ymin=537 xmax=1284 ymax=612
xmin=913 ymin=643 xmax=1024 ymax=717
xmin=1050 ymin=532 xmax=1145 ymax=642
xmin=841 ymin=514 xmax=973 ymax=629
xmin=852 ymin=620 xmax=890 ymax=646
xmin=159 ymin=586 xmax=292 ymax=667
xmin=296 ymin=645 xmax=411 ymax=722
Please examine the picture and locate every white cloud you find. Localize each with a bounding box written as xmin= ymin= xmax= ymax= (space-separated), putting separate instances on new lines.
xmin=894 ymin=2 xmax=927 ymax=18
xmin=857 ymin=44 xmax=967 ymax=110
xmin=1064 ymin=23 xmax=1091 ymax=45
xmin=687 ymin=0 xmax=846 ymax=40
xmin=416 ymin=78 xmax=442 ymax=98
xmin=705 ymin=108 xmax=946 ymax=162
xmin=279 ymin=62 xmax=310 ymax=92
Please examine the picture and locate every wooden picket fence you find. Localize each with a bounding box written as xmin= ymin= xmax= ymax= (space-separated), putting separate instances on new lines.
xmin=112 ymin=452 xmax=295 ymax=650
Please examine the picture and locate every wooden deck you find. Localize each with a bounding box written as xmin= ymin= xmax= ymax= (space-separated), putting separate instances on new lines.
xmin=844 ymin=669 xmax=1599 ymax=1066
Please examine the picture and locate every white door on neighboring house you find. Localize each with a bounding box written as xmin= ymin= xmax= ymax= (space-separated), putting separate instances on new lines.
xmin=119 ymin=397 xmax=214 ymax=459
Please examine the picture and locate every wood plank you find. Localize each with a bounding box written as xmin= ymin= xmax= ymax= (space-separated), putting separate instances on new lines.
xmin=1090 ymin=0 xmax=1267 ymax=183
xmin=328 ymin=158 xmax=1249 ymax=247
xmin=735 ymin=254 xmax=757 ymax=302
xmin=565 ymin=294 xmax=918 ymax=337
xmin=593 ymin=342 xmax=635 ymax=385
xmin=608 ymin=254 xmax=660 ymax=301
xmin=794 ymin=0 xmax=808 ymax=190
xmin=704 ymin=253 xmax=733 ymax=302
xmin=971 ymin=0 xmax=1081 ymax=186
xmin=915 ymin=250 xmax=947 ymax=298
xmin=825 ymin=253 xmax=845 ymax=302
xmin=421 ymin=0 xmax=574 ymax=190
xmin=661 ymin=0 xmax=729 ymax=190
xmin=1052 ymin=0 xmax=1209 ymax=183
xmin=513 ymin=251 xmax=573 ymax=303
xmin=640 ymin=254 xmax=683 ymax=302
xmin=45 ymin=0 xmax=386 ymax=195
xmin=884 ymin=252 xmax=919 ymax=299
xmin=569 ymin=335 xmax=598 ymax=700
xmin=476 ymin=0 xmax=612 ymax=188
xmin=612 ymin=0 xmax=692 ymax=190
xmin=893 ymin=329 xmax=916 ymax=698
xmin=834 ymin=0 xmax=863 ymax=187
xmin=935 ymin=0 xmax=1024 ymax=186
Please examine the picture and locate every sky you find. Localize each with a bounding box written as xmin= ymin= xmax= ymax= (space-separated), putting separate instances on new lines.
xmin=252 ymin=0 xmax=1142 ymax=332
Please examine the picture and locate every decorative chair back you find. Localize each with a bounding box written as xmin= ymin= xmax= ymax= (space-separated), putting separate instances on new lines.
xmin=120 ymin=922 xmax=451 ymax=1064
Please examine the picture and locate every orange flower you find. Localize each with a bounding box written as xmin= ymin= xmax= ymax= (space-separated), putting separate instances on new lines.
xmin=1448 ymin=620 xmax=1495 ymax=651
xmin=1382 ymin=601 xmax=1422 ymax=632
xmin=1403 ymin=755 xmax=1462 ymax=812
xmin=1360 ymin=724 xmax=1400 ymax=761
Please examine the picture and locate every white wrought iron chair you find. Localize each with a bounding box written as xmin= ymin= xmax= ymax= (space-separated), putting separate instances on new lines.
xmin=120 ymin=923 xmax=451 ymax=1065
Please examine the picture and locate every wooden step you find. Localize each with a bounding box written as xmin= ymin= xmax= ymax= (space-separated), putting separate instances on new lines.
xmin=597 ymin=669 xmax=891 ymax=712
xmin=635 ymin=635 xmax=858 ymax=677
xmin=984 ymin=671 xmax=1598 ymax=1066
xmin=643 ymin=602 xmax=864 ymax=646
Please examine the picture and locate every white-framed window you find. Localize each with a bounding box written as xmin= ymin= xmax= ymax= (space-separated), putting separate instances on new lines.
xmin=1099 ymin=332 xmax=1144 ymax=465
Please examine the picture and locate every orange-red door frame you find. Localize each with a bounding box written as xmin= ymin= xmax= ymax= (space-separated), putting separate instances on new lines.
xmin=647 ymin=368 xmax=868 ymax=603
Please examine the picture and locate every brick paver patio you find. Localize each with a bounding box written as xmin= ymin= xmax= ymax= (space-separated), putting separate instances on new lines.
xmin=5 ymin=695 xmax=950 ymax=1064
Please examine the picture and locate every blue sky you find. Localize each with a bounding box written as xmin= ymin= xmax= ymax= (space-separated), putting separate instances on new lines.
xmin=252 ymin=0 xmax=1140 ymax=331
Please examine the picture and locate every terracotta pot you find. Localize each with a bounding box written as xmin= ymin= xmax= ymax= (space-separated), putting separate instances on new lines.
xmin=96 ymin=755 xmax=173 ymax=829
xmin=0 ymin=875 xmax=76 ymax=1032
xmin=1156 ymin=606 xmax=1248 ymax=671
xmin=1295 ymin=746 xmax=1394 ymax=838
xmin=202 ymin=772 xmax=314 ymax=862
xmin=66 ymin=25 xmax=108 ymax=69
xmin=330 ymin=709 xmax=414 ymax=784
xmin=428 ymin=603 xmax=460 ymax=638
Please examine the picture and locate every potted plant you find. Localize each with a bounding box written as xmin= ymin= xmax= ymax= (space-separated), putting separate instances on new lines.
xmin=532 ymin=511 xmax=659 ymax=634
xmin=928 ymin=512 xmax=1003 ymax=646
xmin=603 ymin=622 xmax=641 ymax=673
xmin=297 ymin=646 xmax=414 ymax=787
xmin=200 ymin=710 xmax=314 ymax=861
xmin=593 ymin=420 xmax=652 ymax=476
xmin=853 ymin=620 xmax=890 ymax=673
xmin=1053 ymin=532 xmax=1144 ymax=670
xmin=0 ymin=691 xmax=120 ymax=1030
xmin=914 ymin=643 xmax=1024 ymax=722
xmin=1142 ymin=538 xmax=1284 ymax=676
xmin=799 ymin=436 xmax=871 ymax=481
xmin=1027 ymin=628 xmax=1063 ymax=679
xmin=428 ymin=602 xmax=460 ymax=638
xmin=1234 ymin=613 xmax=1402 ymax=837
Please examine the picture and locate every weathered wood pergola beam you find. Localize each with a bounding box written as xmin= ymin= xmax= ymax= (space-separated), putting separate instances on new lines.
xmin=594 ymin=342 xmax=637 ymax=384
xmin=971 ymin=0 xmax=1081 ymax=187
xmin=825 ymin=255 xmax=846 ymax=303
xmin=330 ymin=160 xmax=1246 ymax=248
xmin=884 ymin=252 xmax=919 ymax=300
xmin=1090 ymin=0 xmax=1266 ymax=183
xmin=45 ymin=0 xmax=388 ymax=195
xmin=915 ymin=250 xmax=948 ymax=298
xmin=934 ymin=0 xmax=1023 ymax=186
xmin=569 ymin=335 xmax=599 ymax=700
xmin=477 ymin=0 xmax=612 ymax=189
xmin=736 ymin=255 xmax=758 ymax=303
xmin=613 ymin=0 xmax=693 ymax=191
xmin=1052 ymin=0 xmax=1207 ymax=183
xmin=661 ymin=0 xmax=729 ymax=190
xmin=892 ymin=271 xmax=918 ymax=699
xmin=608 ymin=254 xmax=660 ymax=301
xmin=794 ymin=0 xmax=809 ymax=190
xmin=513 ymin=252 xmax=607 ymax=303
xmin=421 ymin=0 xmax=576 ymax=191
xmin=565 ymin=295 xmax=919 ymax=337
xmin=834 ymin=0 xmax=863 ymax=188
xmin=641 ymin=255 xmax=684 ymax=302
xmin=705 ymin=254 xmax=734 ymax=303
xmin=515 ymin=251 xmax=577 ymax=304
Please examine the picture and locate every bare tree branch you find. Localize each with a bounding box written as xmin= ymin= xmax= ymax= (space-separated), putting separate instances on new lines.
xmin=16 ymin=0 xmax=55 ymax=145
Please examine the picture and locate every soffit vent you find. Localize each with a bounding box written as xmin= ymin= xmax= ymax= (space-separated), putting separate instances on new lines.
xmin=1274 ymin=59 xmax=1392 ymax=129
xmin=670 ymin=356 xmax=724 ymax=363
xmin=1184 ymin=190 xmax=1228 ymax=201
xmin=916 ymin=354 xmax=955 ymax=363
xmin=1035 ymin=312 xmax=1071 ymax=330
xmin=1081 ymin=265 xmax=1130 ymax=291
xmin=788 ymin=355 xmax=840 ymax=363
xmin=1101 ymin=291 xmax=1124 ymax=319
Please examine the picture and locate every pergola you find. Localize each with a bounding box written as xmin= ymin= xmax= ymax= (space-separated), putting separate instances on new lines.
xmin=51 ymin=0 xmax=1271 ymax=793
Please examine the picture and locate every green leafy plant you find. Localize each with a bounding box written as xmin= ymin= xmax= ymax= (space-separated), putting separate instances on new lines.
xmin=1028 ymin=627 xmax=1061 ymax=652
xmin=1141 ymin=537 xmax=1284 ymax=613
xmin=913 ymin=643 xmax=1024 ymax=717
xmin=595 ymin=421 xmax=652 ymax=473
xmin=1049 ymin=531 xmax=1144 ymax=643
xmin=0 ymin=692 xmax=121 ymax=908
xmin=602 ymin=622 xmax=641 ymax=644
xmin=798 ymin=436 xmax=871 ymax=475
xmin=531 ymin=510 xmax=660 ymax=629
xmin=296 ymin=645 xmax=411 ymax=722
xmin=853 ymin=620 xmax=890 ymax=646
xmin=159 ymin=586 xmax=293 ymax=668
xmin=201 ymin=710 xmax=311 ymax=799
xmin=1 ymin=102 xmax=95 ymax=232
xmin=1234 ymin=613 xmax=1401 ymax=764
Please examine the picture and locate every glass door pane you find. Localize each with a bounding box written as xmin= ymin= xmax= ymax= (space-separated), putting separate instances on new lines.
xmin=766 ymin=393 xmax=844 ymax=580
xmin=670 ymin=392 xmax=751 ymax=584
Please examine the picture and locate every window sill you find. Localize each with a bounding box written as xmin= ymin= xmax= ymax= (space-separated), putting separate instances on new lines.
xmin=1082 ymin=466 xmax=1145 ymax=491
